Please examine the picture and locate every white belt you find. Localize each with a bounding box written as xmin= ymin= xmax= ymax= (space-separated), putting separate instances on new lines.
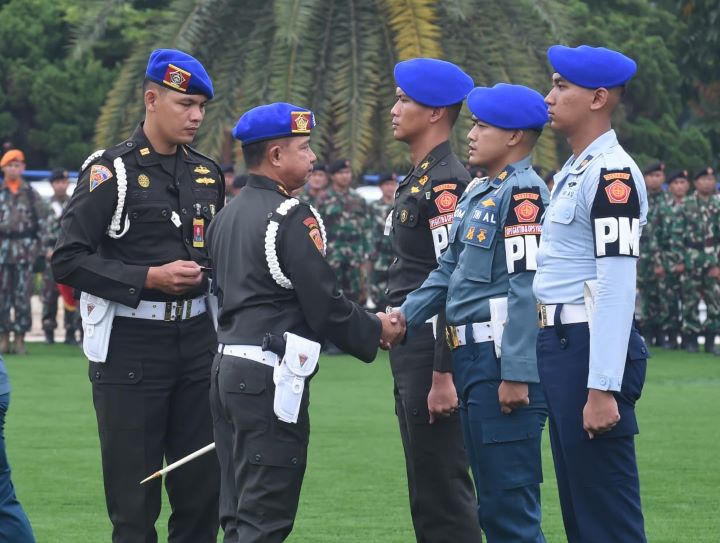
xmin=537 ymin=303 xmax=588 ymax=328
xmin=446 ymin=321 xmax=493 ymax=349
xmin=456 ymin=321 xmax=493 ymax=346
xmin=115 ymin=296 xmax=207 ymax=321
xmin=218 ymin=344 xmax=278 ymax=367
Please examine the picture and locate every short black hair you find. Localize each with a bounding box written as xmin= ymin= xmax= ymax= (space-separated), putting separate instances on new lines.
xmin=446 ymin=102 xmax=463 ymax=127
xmin=142 ymin=77 xmax=167 ymax=94
xmin=242 ymin=140 xmax=270 ymax=169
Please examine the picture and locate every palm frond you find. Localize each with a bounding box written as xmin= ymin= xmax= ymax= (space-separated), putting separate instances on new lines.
xmin=69 ymin=0 xmax=130 ymax=60
xmin=377 ymin=0 xmax=442 ymax=60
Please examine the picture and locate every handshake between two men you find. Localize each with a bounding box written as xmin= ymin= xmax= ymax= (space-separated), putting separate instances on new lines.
xmin=376 ymin=311 xmax=406 ymax=350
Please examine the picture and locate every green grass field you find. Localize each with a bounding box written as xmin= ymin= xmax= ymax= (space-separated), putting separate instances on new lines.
xmin=2 ymin=345 xmax=719 ymax=542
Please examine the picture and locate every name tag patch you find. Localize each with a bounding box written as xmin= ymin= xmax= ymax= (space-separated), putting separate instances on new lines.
xmin=591 ymin=168 xmax=641 ymax=258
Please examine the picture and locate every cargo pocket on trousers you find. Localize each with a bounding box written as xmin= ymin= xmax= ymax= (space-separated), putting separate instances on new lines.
xmin=89 ymin=360 xmax=144 ymax=430
xmin=221 ymin=360 xmax=270 ymax=430
xmin=247 ymin=437 xmax=307 ymax=469
xmin=480 ymin=416 xmax=543 ymax=490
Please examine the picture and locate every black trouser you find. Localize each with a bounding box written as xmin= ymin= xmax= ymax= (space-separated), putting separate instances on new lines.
xmin=390 ymin=324 xmax=483 ymax=543
xmin=210 ymin=352 xmax=309 ymax=543
xmin=89 ymin=314 xmax=219 ymax=543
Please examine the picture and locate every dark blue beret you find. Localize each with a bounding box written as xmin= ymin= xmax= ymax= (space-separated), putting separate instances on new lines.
xmin=548 ymin=45 xmax=637 ymax=89
xmin=394 ymin=58 xmax=473 ymax=107
xmin=467 ymin=83 xmax=549 ymax=130
xmin=146 ymin=49 xmax=214 ymax=99
xmin=666 ymin=169 xmax=689 ymax=183
xmin=232 ymin=102 xmax=316 ymax=146
xmin=694 ymin=166 xmax=715 ymax=180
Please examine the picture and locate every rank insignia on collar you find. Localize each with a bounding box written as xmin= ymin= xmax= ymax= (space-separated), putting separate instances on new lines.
xmin=194 ymin=165 xmax=210 ymax=174
xmin=164 ymin=64 xmax=191 ymax=92
xmin=410 ymin=186 xmax=420 ymax=194
xmin=278 ymin=185 xmax=289 ymax=196
xmin=89 ymin=164 xmax=113 ymax=192
xmin=420 ymin=160 xmax=430 ymax=170
xmin=579 ymin=154 xmax=593 ymax=168
xmin=497 ymin=169 xmax=509 ymax=181
xmin=139 ymin=147 xmax=150 ymax=156
xmin=138 ymin=174 xmax=150 ymax=188
xmin=194 ymin=177 xmax=216 ymax=185
xmin=418 ymin=175 xmax=429 ymax=186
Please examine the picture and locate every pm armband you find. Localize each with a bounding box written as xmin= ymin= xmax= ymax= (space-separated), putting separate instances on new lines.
xmin=591 ymin=168 xmax=641 ymax=258
xmin=504 ymin=186 xmax=544 ymax=273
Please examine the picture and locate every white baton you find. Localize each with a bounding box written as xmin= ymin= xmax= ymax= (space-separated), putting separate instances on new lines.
xmin=139 ymin=443 xmax=216 ymax=484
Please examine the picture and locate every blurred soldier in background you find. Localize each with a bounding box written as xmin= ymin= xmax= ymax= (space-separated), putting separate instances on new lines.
xmin=637 ymin=161 xmax=668 ymax=346
xmin=657 ymin=169 xmax=690 ymax=349
xmin=40 ymin=168 xmax=78 ymax=345
xmin=0 ymin=149 xmax=48 ymax=355
xmin=671 ymin=167 xmax=720 ymax=354
xmin=320 ymin=159 xmax=371 ymax=304
xmin=368 ymin=172 xmax=397 ymax=310
xmin=302 ymin=162 xmax=329 ymax=207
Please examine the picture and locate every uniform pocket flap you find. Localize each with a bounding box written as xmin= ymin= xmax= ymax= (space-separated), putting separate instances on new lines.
xmin=627 ymin=331 xmax=650 ymax=361
xmin=89 ymin=361 xmax=143 ymax=384
xmin=222 ymin=362 xmax=267 ymax=395
xmin=548 ymin=198 xmax=576 ymax=224
xmin=481 ymin=416 xmax=541 ymax=444
xmin=128 ymin=203 xmax=173 ymax=223
xmin=247 ymin=438 xmax=306 ymax=468
xmin=395 ymin=203 xmax=419 ymax=228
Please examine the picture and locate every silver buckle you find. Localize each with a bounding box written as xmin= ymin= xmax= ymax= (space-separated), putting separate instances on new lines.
xmin=537 ymin=303 xmax=550 ymax=328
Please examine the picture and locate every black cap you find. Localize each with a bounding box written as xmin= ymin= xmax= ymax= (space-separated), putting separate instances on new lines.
xmin=666 ymin=169 xmax=689 ymax=184
xmin=328 ymin=159 xmax=350 ymax=174
xmin=642 ymin=161 xmax=665 ymax=175
xmin=233 ymin=174 xmax=248 ymax=189
xmin=49 ymin=168 xmax=69 ymax=182
xmin=694 ymin=166 xmax=715 ymax=180
xmin=312 ymin=162 xmax=326 ymax=172
xmin=377 ymin=172 xmax=397 ymax=184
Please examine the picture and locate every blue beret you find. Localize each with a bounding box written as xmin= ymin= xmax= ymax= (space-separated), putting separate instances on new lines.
xmin=467 ymin=84 xmax=548 ymax=131
xmin=232 ymin=102 xmax=316 ymax=146
xmin=146 ymin=49 xmax=214 ymax=99
xmin=548 ymin=45 xmax=637 ymax=89
xmin=394 ymin=58 xmax=473 ymax=107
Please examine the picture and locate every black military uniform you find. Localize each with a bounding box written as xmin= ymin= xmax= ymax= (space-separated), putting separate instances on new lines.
xmin=207 ymin=172 xmax=381 ymax=542
xmin=52 ymin=123 xmax=223 ymax=542
xmin=387 ymin=140 xmax=482 ymax=542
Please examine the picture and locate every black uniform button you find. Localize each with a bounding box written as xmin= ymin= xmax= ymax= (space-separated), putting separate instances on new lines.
xmin=238 ymin=382 xmax=246 ymax=391
xmin=161 ymin=209 xmax=168 ymax=217
xmin=128 ymin=372 xmax=135 ymax=379
xmin=185 ymin=238 xmax=191 ymax=244
xmin=95 ymin=371 xmax=101 ymax=379
xmin=409 ymin=215 xmax=415 ymax=221
xmin=411 ymin=408 xmax=419 ymax=416
xmin=126 ymin=142 xmax=134 ymax=147
xmin=182 ymin=208 xmax=187 ymax=214
xmin=131 ymin=212 xmax=138 ymax=219
xmin=384 ymin=288 xmax=389 ymax=295
xmin=129 ymin=288 xmax=136 ymax=294
xmin=290 ymin=457 xmax=298 ymax=465
xmin=267 ymin=212 xmax=273 ymax=219
xmin=203 ymin=206 xmax=209 ymax=213
xmin=254 ymin=454 xmax=262 ymax=462
xmin=560 ymin=338 xmax=568 ymax=348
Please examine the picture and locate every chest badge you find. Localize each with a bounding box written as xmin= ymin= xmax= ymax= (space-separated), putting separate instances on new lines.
xmin=400 ymin=209 xmax=409 ymax=223
xmin=410 ymin=186 xmax=420 ymax=194
xmin=194 ymin=165 xmax=210 ymax=175
xmin=195 ymin=177 xmax=216 ymax=185
xmin=435 ymin=191 xmax=458 ymax=213
xmin=192 ymin=203 xmax=205 ymax=248
xmin=138 ymin=174 xmax=150 ymax=188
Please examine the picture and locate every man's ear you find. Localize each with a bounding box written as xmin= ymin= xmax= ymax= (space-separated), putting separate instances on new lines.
xmin=145 ymin=89 xmax=159 ymax=112
xmin=507 ymin=129 xmax=525 ymax=148
xmin=590 ymin=87 xmax=610 ymax=111
xmin=268 ymin=143 xmax=283 ymax=167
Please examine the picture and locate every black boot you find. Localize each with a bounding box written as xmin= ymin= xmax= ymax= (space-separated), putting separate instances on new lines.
xmin=704 ymin=334 xmax=717 ymax=355
xmin=64 ymin=329 xmax=78 ymax=345
xmin=685 ymin=334 xmax=699 ymax=353
xmin=654 ymin=332 xmax=668 ymax=349
xmin=664 ymin=330 xmax=679 ymax=350
xmin=44 ymin=329 xmax=55 ymax=345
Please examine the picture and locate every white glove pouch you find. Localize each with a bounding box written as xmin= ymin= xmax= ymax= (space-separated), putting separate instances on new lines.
xmin=273 ymin=332 xmax=321 ymax=423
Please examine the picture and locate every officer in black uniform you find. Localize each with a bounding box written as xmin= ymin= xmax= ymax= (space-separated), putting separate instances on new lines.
xmin=386 ymin=58 xmax=483 ymax=542
xmin=206 ymin=102 xmax=401 ymax=543
xmin=52 ymin=49 xmax=222 ymax=543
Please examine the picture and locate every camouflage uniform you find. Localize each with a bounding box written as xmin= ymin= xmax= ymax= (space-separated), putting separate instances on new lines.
xmin=367 ymin=199 xmax=394 ymax=309
xmin=656 ymin=196 xmax=685 ymax=345
xmin=637 ymin=190 xmax=669 ymax=343
xmin=319 ymin=186 xmax=371 ymax=303
xmin=40 ymin=193 xmax=78 ymax=339
xmin=669 ymin=192 xmax=720 ymax=345
xmin=0 ymin=180 xmax=48 ymax=334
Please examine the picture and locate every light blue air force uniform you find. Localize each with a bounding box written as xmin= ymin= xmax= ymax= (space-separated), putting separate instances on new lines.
xmin=533 ymin=129 xmax=649 ymax=542
xmin=402 ymin=155 xmax=549 ymax=542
